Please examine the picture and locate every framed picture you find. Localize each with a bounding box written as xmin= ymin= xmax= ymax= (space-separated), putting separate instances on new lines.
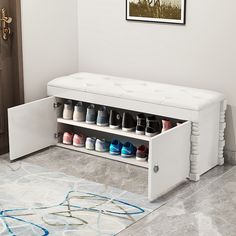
xmin=126 ymin=0 xmax=186 ymax=25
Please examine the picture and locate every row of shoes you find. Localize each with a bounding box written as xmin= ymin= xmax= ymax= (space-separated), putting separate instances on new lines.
xmin=63 ymin=100 xmax=175 ymax=137
xmin=62 ymin=132 xmax=148 ymax=162
xmin=110 ymin=140 xmax=149 ymax=162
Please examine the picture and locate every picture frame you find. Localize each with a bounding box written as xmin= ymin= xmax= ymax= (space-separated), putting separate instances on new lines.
xmin=126 ymin=0 xmax=186 ymax=25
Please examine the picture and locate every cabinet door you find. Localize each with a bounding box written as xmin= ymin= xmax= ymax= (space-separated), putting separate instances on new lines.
xmin=8 ymin=97 xmax=58 ymax=161
xmin=149 ymin=121 xmax=191 ymax=202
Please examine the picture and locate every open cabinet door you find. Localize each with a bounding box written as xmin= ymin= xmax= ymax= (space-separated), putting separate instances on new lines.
xmin=8 ymin=97 xmax=58 ymax=161
xmin=149 ymin=121 xmax=191 ymax=202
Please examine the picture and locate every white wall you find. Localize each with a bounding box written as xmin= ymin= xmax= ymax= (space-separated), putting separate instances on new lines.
xmin=77 ymin=0 xmax=236 ymax=153
xmin=21 ymin=0 xmax=78 ymax=102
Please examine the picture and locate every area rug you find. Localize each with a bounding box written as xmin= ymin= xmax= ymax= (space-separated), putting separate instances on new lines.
xmin=0 ymin=160 xmax=164 ymax=235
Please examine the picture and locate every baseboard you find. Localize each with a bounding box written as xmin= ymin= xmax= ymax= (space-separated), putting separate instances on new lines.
xmin=224 ymin=149 xmax=236 ymax=165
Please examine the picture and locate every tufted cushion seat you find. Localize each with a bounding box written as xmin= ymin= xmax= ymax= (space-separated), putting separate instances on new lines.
xmin=47 ymin=72 xmax=224 ymax=111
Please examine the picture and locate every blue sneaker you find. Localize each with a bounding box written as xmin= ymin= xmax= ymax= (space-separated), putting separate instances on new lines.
xmin=97 ymin=106 xmax=109 ymax=126
xmin=121 ymin=142 xmax=136 ymax=158
xmin=86 ymin=104 xmax=96 ymax=124
xmin=109 ymin=140 xmax=122 ymax=155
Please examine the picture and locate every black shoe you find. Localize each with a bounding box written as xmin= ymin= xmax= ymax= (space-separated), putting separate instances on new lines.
xmin=122 ymin=112 xmax=136 ymax=132
xmin=136 ymin=113 xmax=146 ymax=135
xmin=145 ymin=116 xmax=161 ymax=137
xmin=109 ymin=110 xmax=122 ymax=129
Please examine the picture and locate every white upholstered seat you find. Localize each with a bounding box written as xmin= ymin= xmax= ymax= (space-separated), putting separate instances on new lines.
xmin=47 ymin=72 xmax=224 ymax=111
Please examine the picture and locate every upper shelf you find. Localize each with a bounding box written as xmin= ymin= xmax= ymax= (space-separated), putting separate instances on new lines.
xmin=57 ymin=118 xmax=152 ymax=141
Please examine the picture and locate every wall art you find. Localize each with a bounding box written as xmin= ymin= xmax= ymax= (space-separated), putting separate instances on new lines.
xmin=126 ymin=0 xmax=186 ymax=24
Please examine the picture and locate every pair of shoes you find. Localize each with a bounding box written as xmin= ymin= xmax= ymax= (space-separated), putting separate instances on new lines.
xmin=110 ymin=112 xmax=137 ymax=132
xmin=63 ymin=100 xmax=86 ymax=122
xmin=136 ymin=114 xmax=161 ymax=137
xmin=136 ymin=145 xmax=149 ymax=162
xmin=109 ymin=140 xmax=136 ymax=158
xmin=109 ymin=111 xmax=135 ymax=131
xmin=63 ymin=102 xmax=110 ymax=126
xmin=85 ymin=137 xmax=110 ymax=152
xmin=63 ymin=132 xmax=86 ymax=147
xmin=86 ymin=104 xmax=109 ymax=127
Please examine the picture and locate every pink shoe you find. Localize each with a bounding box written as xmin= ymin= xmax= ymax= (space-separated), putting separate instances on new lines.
xmin=63 ymin=132 xmax=73 ymax=145
xmin=162 ymin=120 xmax=173 ymax=132
xmin=73 ymin=134 xmax=86 ymax=147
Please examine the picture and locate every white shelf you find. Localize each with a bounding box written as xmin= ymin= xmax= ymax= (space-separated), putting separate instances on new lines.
xmin=57 ymin=143 xmax=149 ymax=169
xmin=57 ymin=118 xmax=151 ymax=141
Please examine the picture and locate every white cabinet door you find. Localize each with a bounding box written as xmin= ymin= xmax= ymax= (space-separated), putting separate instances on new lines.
xmin=149 ymin=121 xmax=191 ymax=202
xmin=8 ymin=97 xmax=58 ymax=161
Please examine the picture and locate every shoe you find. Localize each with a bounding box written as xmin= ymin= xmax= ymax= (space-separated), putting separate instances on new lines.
xmin=145 ymin=116 xmax=161 ymax=137
xmin=122 ymin=113 xmax=136 ymax=132
xmin=136 ymin=145 xmax=148 ymax=162
xmin=73 ymin=133 xmax=86 ymax=147
xmin=63 ymin=100 xmax=73 ymax=120
xmin=95 ymin=139 xmax=110 ymax=152
xmin=109 ymin=140 xmax=122 ymax=155
xmin=136 ymin=113 xmax=146 ymax=135
xmin=86 ymin=104 xmax=96 ymax=124
xmin=162 ymin=120 xmax=173 ymax=132
xmin=97 ymin=106 xmax=109 ymax=126
xmin=73 ymin=102 xmax=85 ymax=122
xmin=109 ymin=110 xmax=122 ymax=129
xmin=63 ymin=132 xmax=73 ymax=145
xmin=85 ymin=137 xmax=96 ymax=150
xmin=121 ymin=142 xmax=136 ymax=158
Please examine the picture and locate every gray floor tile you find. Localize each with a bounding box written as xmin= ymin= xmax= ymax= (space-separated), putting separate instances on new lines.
xmin=1 ymin=147 xmax=235 ymax=236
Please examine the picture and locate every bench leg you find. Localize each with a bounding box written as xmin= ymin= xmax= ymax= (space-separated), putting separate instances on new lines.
xmin=189 ymin=122 xmax=200 ymax=181
xmin=218 ymin=100 xmax=227 ymax=166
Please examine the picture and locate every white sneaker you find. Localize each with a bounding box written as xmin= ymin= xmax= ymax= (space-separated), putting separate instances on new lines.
xmin=85 ymin=137 xmax=96 ymax=150
xmin=95 ymin=139 xmax=110 ymax=152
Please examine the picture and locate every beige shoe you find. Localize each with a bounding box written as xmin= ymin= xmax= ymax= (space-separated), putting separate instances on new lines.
xmin=63 ymin=100 xmax=73 ymax=120
xmin=73 ymin=102 xmax=85 ymax=122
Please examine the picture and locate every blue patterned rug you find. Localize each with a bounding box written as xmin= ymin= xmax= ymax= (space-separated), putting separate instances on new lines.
xmin=0 ymin=160 xmax=164 ymax=235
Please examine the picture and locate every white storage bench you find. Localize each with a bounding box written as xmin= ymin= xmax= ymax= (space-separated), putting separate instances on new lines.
xmin=8 ymin=73 xmax=226 ymax=202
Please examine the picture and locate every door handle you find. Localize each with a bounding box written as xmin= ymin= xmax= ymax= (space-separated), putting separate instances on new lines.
xmin=153 ymin=164 xmax=159 ymax=173
xmin=1 ymin=8 xmax=12 ymax=41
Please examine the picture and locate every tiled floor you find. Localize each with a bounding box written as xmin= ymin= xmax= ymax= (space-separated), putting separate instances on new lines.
xmin=119 ymin=164 xmax=236 ymax=236
xmin=24 ymin=147 xmax=149 ymax=195
xmin=1 ymin=147 xmax=236 ymax=236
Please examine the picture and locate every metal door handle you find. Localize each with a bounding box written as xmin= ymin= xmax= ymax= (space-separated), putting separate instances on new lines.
xmin=153 ymin=164 xmax=159 ymax=173
xmin=1 ymin=8 xmax=12 ymax=41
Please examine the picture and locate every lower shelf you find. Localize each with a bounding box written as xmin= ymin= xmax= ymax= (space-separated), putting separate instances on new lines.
xmin=57 ymin=143 xmax=149 ymax=169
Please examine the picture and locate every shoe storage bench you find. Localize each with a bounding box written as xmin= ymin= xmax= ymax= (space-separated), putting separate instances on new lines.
xmin=8 ymin=73 xmax=226 ymax=202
